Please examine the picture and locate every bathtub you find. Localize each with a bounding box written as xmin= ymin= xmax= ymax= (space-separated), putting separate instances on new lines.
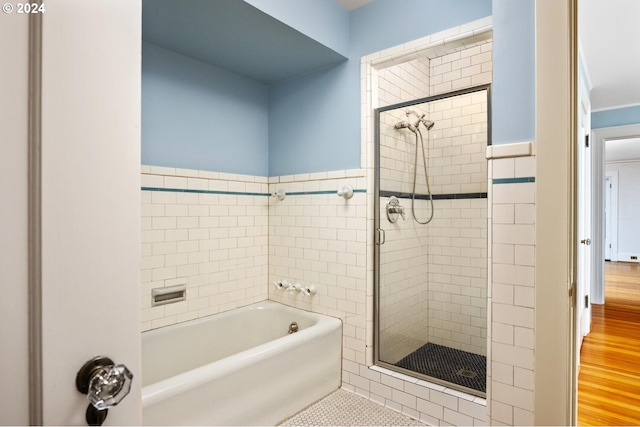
xmin=141 ymin=300 xmax=342 ymax=426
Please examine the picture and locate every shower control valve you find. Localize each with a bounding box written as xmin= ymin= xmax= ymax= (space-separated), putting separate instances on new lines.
xmin=386 ymin=196 xmax=405 ymax=223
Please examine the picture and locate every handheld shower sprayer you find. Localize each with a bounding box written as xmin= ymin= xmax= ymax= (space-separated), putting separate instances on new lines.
xmin=393 ymin=110 xmax=436 ymax=225
xmin=394 ymin=121 xmax=416 ymax=132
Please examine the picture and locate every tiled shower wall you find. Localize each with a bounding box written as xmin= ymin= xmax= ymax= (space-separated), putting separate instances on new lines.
xmin=376 ymin=53 xmax=432 ymax=364
xmin=140 ymin=166 xmax=269 ymax=331
xmin=376 ymin=43 xmax=491 ymax=362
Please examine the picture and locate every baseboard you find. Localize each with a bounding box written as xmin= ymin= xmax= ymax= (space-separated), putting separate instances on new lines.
xmin=617 ymin=253 xmax=640 ymax=263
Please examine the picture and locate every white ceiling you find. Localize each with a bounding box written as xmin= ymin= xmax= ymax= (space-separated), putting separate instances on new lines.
xmin=579 ymin=0 xmax=640 ymax=111
xmin=606 ymin=138 xmax=640 ymax=162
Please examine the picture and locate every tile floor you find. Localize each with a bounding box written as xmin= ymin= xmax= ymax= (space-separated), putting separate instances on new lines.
xmin=279 ymin=388 xmax=425 ymax=426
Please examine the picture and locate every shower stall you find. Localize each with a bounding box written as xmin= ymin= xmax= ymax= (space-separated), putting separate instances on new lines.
xmin=374 ymin=85 xmax=490 ymax=397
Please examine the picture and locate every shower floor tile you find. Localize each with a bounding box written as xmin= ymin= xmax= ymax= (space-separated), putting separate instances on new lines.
xmin=395 ymin=342 xmax=486 ymax=393
xmin=278 ymin=388 xmax=425 ymax=426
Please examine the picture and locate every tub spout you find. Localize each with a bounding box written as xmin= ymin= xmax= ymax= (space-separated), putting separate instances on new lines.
xmin=288 ymin=322 xmax=299 ymax=334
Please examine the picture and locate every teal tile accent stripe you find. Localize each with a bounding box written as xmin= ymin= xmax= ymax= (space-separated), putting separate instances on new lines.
xmin=141 ymin=187 xmax=270 ymax=197
xmin=493 ymin=177 xmax=535 ymax=184
xmin=287 ymin=189 xmax=367 ymax=196
xmin=141 ymin=187 xmax=367 ymax=197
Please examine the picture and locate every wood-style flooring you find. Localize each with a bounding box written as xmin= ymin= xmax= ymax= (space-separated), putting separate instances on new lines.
xmin=578 ymin=261 xmax=640 ymax=426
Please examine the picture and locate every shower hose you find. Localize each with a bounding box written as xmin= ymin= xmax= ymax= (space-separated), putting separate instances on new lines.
xmin=412 ymin=128 xmax=434 ymax=224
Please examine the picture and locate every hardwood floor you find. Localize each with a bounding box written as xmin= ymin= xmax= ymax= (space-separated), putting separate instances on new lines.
xmin=578 ymin=261 xmax=640 ymax=426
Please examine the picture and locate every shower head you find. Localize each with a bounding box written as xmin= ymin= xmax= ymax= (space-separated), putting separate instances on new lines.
xmin=394 ymin=121 xmax=416 ymax=132
xmin=420 ymin=119 xmax=435 ymax=130
xmin=405 ymin=110 xmax=434 ymax=130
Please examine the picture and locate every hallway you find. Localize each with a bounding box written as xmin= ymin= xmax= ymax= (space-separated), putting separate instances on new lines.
xmin=578 ymin=262 xmax=640 ymax=425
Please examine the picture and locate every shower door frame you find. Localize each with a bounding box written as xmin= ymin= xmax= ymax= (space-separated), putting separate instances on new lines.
xmin=373 ymin=84 xmax=492 ymax=396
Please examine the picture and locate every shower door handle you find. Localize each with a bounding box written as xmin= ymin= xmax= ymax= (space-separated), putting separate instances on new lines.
xmin=376 ymin=228 xmax=386 ymax=245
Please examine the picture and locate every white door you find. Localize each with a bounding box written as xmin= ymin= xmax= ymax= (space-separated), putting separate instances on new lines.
xmin=604 ymin=171 xmax=619 ymax=263
xmin=576 ymin=97 xmax=592 ymax=353
xmin=605 ymin=175 xmax=612 ymax=260
xmin=36 ymin=1 xmax=141 ymax=424
xmin=0 ymin=11 xmax=30 ymax=424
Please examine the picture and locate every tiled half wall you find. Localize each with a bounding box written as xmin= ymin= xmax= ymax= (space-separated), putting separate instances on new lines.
xmin=486 ymin=142 xmax=536 ymax=426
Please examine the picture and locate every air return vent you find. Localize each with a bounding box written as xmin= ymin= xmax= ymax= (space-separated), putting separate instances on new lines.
xmin=152 ymin=284 xmax=186 ymax=306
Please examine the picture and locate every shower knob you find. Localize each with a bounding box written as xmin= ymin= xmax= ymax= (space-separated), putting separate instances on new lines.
xmin=386 ymin=196 xmax=405 ymax=223
xmin=76 ymin=356 xmax=133 ymax=425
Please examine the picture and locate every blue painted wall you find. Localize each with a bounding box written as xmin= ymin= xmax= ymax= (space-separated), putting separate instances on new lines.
xmin=144 ymin=0 xmax=532 ymax=176
xmin=142 ymin=42 xmax=269 ymax=176
xmin=245 ymin=0 xmax=349 ymax=57
xmin=592 ymin=105 xmax=640 ymax=129
xmin=491 ymin=0 xmax=535 ymax=145
xmin=269 ymin=0 xmax=492 ymax=176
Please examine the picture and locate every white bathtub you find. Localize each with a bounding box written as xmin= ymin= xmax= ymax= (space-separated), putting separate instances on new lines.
xmin=141 ymin=300 xmax=342 ymax=426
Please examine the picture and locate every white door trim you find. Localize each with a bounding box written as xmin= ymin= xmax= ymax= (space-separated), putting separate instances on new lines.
xmin=27 ymin=10 xmax=44 ymax=425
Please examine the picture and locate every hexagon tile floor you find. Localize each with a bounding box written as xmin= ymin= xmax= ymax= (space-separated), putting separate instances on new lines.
xmin=278 ymin=388 xmax=425 ymax=426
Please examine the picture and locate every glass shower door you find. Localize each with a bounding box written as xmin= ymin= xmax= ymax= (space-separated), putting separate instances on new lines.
xmin=375 ymin=86 xmax=489 ymax=396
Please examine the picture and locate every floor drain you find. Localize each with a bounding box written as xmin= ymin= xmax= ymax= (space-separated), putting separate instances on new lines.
xmin=456 ymin=369 xmax=478 ymax=379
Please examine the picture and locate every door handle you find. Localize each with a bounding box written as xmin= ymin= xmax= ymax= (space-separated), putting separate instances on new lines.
xmin=76 ymin=356 xmax=133 ymax=426
xmin=580 ymin=238 xmax=591 ymax=245
xmin=376 ymin=228 xmax=386 ymax=245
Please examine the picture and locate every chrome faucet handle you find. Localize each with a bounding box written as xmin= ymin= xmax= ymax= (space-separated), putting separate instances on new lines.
xmin=300 ymin=285 xmax=317 ymax=296
xmin=273 ymin=279 xmax=288 ymax=290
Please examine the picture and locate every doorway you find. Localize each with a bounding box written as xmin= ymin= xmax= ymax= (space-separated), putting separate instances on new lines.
xmin=576 ymin=121 xmax=640 ymax=426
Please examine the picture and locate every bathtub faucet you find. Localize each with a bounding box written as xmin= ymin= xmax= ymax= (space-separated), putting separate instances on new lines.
xmin=288 ymin=322 xmax=299 ymax=334
xmin=290 ymin=282 xmax=317 ymax=296
xmin=287 ymin=282 xmax=298 ymax=295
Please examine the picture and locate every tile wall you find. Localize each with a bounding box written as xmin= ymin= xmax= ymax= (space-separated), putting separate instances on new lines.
xmin=140 ymin=166 xmax=269 ymax=331
xmin=429 ymin=42 xmax=493 ymax=96
xmin=268 ymin=170 xmax=369 ymax=364
xmin=486 ymin=143 xmax=536 ymax=426
xmin=377 ymin=55 xmax=432 ymax=363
